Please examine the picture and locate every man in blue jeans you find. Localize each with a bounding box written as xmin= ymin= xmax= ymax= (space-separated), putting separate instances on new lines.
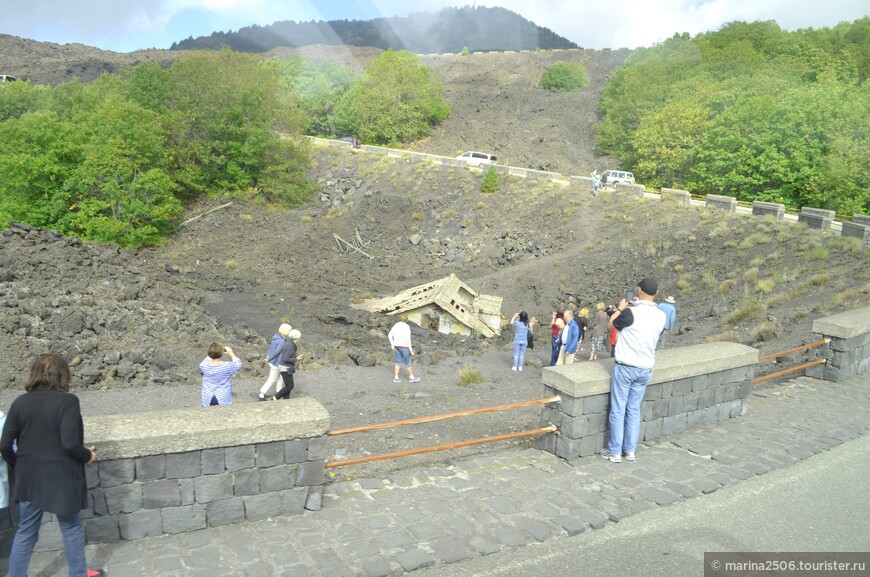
xmin=602 ymin=278 xmax=666 ymax=463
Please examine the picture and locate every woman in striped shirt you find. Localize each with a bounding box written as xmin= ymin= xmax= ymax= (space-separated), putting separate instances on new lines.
xmin=200 ymin=342 xmax=242 ymax=407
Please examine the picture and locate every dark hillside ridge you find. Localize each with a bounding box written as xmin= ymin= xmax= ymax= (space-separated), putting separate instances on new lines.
xmin=171 ymin=6 xmax=578 ymax=53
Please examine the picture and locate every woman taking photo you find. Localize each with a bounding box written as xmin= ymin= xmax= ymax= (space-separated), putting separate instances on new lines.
xmin=0 ymin=354 xmax=104 ymax=577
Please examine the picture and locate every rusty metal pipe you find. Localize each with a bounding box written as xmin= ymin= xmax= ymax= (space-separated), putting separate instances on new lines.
xmin=752 ymin=358 xmax=827 ymax=384
xmin=328 ymin=395 xmax=561 ymax=437
xmin=325 ymin=425 xmax=558 ymax=468
xmin=758 ymin=339 xmax=830 ymax=362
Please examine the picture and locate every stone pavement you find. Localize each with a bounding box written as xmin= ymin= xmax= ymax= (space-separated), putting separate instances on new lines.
xmin=11 ymin=374 xmax=870 ymax=577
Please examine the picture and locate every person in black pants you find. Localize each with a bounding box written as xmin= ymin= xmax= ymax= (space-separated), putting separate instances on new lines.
xmin=275 ymin=329 xmax=303 ymax=400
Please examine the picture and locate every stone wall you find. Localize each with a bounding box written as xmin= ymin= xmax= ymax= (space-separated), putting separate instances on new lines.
xmin=660 ymin=188 xmax=691 ymax=205
xmin=840 ymin=221 xmax=870 ymax=245
xmin=706 ymin=194 xmax=737 ymax=212
xmin=752 ymin=201 xmax=785 ymax=219
xmin=0 ymin=398 xmax=330 ymax=553
xmin=537 ymin=343 xmax=758 ymax=460
xmin=807 ymin=306 xmax=870 ymax=382
xmin=798 ymin=207 xmax=835 ymax=230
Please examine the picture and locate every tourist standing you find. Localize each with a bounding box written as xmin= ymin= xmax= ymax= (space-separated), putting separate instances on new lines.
xmin=388 ymin=315 xmax=420 ymax=383
xmin=589 ymin=302 xmax=608 ymax=361
xmin=657 ymin=296 xmax=677 ymax=349
xmin=558 ymin=309 xmax=580 ymax=365
xmin=510 ymin=311 xmax=531 ymax=371
xmin=602 ymin=278 xmax=666 ymax=463
xmin=200 ymin=342 xmax=242 ymax=407
xmin=275 ymin=329 xmax=304 ymax=400
xmin=0 ymin=354 xmax=105 ymax=577
xmin=549 ymin=307 xmax=565 ymax=366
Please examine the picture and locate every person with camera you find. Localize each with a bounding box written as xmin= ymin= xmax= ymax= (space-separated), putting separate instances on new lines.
xmin=601 ymin=278 xmax=666 ymax=463
xmin=275 ymin=329 xmax=304 ymax=400
xmin=200 ymin=342 xmax=242 ymax=407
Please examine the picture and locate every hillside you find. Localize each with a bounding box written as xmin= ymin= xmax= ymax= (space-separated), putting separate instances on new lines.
xmin=1 ymin=39 xmax=868 ymax=478
xmin=171 ymin=6 xmax=578 ymax=53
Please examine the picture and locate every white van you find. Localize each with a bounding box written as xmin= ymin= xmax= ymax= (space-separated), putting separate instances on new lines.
xmin=457 ymin=151 xmax=497 ymax=167
xmin=602 ymin=170 xmax=635 ymax=185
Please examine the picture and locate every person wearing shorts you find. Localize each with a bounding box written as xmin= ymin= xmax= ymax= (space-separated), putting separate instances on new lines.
xmin=388 ymin=314 xmax=419 ymax=383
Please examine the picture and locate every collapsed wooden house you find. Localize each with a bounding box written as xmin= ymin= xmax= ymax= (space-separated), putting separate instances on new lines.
xmin=352 ymin=274 xmax=503 ymax=337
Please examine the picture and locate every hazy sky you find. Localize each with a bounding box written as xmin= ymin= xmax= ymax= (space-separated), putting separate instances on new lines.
xmin=3 ymin=0 xmax=867 ymax=53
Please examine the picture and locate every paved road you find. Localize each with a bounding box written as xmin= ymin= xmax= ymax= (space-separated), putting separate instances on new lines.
xmin=414 ymin=432 xmax=870 ymax=577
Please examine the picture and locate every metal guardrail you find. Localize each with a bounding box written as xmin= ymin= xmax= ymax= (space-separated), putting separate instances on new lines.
xmin=326 ymin=395 xmax=561 ymax=468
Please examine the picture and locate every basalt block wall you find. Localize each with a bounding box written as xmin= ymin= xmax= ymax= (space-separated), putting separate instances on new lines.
xmin=0 ymin=398 xmax=330 ymax=553
xmin=807 ymin=306 xmax=870 ymax=382
xmin=537 ymin=343 xmax=758 ymax=460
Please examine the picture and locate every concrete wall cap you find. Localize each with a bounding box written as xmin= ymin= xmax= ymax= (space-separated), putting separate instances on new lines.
xmin=812 ymin=306 xmax=870 ymax=340
xmin=85 ymin=397 xmax=330 ymax=460
xmin=542 ymin=342 xmax=758 ymax=398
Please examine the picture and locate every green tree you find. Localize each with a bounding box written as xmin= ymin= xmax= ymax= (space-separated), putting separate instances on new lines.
xmin=58 ymin=95 xmax=182 ymax=247
xmin=539 ymin=62 xmax=589 ymax=92
xmin=480 ymin=165 xmax=500 ymax=193
xmin=334 ymin=50 xmax=450 ymax=145
xmin=162 ymin=49 xmax=310 ymax=203
xmin=0 ymin=111 xmax=80 ymax=227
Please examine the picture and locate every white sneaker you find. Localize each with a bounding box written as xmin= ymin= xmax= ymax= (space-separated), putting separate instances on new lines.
xmin=624 ymin=452 xmax=636 ymax=461
xmin=511 ymin=366 xmax=518 ymax=371
xmin=601 ymin=451 xmax=622 ymax=463
xmin=518 ymin=366 xmax=523 ymax=371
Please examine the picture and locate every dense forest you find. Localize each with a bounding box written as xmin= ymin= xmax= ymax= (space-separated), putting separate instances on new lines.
xmin=170 ymin=6 xmax=578 ymax=54
xmin=596 ymin=19 xmax=870 ymax=216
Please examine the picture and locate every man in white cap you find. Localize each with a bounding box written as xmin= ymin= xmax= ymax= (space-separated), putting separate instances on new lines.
xmin=657 ymin=295 xmax=677 ymax=349
xmin=602 ymin=277 xmax=666 ymax=463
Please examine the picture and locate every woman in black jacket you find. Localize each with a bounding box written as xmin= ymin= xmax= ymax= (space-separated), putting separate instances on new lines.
xmin=275 ymin=329 xmax=304 ymax=400
xmin=0 ymin=354 xmax=104 ymax=577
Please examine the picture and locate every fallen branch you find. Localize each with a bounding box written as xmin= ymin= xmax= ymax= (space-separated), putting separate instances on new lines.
xmin=334 ymin=233 xmax=374 ymax=259
xmin=182 ymin=202 xmax=234 ymax=226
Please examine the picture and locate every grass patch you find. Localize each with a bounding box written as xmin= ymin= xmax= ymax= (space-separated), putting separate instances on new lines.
xmin=707 ymin=331 xmax=739 ymax=343
xmin=809 ymin=246 xmax=829 ymax=261
xmin=739 ymin=232 xmax=773 ymax=249
xmin=718 ymin=279 xmax=736 ymax=295
xmin=724 ymin=299 xmax=767 ymax=325
xmin=765 ymin=292 xmax=790 ymax=308
xmin=791 ymin=307 xmax=810 ymax=321
xmin=458 ymin=364 xmax=486 ymax=385
xmin=832 ymin=288 xmax=862 ymax=307
xmin=442 ymin=208 xmax=459 ymax=220
xmin=412 ymin=211 xmax=425 ymax=221
xmin=225 ymin=259 xmax=237 ymax=270
xmin=742 ymin=267 xmax=759 ymax=284
xmin=809 ymin=273 xmax=829 ymax=286
xmin=239 ymin=214 xmax=253 ymax=223
xmin=750 ymin=321 xmax=779 ymax=342
xmin=756 ymin=277 xmax=776 ymax=294
xmin=300 ymin=215 xmax=313 ymax=224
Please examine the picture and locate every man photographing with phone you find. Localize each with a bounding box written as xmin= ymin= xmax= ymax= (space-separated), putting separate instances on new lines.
xmin=601 ymin=277 xmax=666 ymax=463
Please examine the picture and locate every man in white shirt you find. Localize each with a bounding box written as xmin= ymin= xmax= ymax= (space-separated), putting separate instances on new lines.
xmin=602 ymin=277 xmax=666 ymax=463
xmin=388 ymin=315 xmax=420 ymax=383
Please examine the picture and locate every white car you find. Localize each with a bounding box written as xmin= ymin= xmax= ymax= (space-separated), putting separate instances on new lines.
xmin=602 ymin=169 xmax=635 ymax=185
xmin=457 ymin=151 xmax=497 ymax=167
